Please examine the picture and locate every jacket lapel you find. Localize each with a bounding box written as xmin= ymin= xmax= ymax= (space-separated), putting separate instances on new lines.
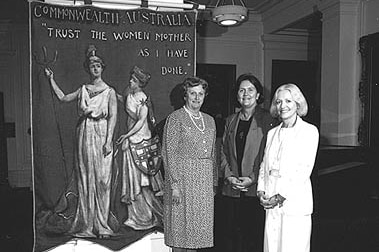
xmin=229 ymin=113 xmax=239 ymax=160
xmin=280 ymin=116 xmax=302 ymax=158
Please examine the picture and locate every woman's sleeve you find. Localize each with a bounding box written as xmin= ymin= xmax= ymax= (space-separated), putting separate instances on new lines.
xmin=257 ymin=142 xmax=268 ymax=193
xmin=278 ymin=125 xmax=319 ymax=198
xmin=211 ymin=119 xmax=218 ymax=187
xmin=257 ymin=127 xmax=274 ymax=193
xmin=106 ymin=88 xmax=117 ymax=143
xmin=162 ymin=113 xmax=181 ymax=190
xmin=220 ymin=119 xmax=233 ymax=179
xmin=287 ymin=126 xmax=319 ymax=179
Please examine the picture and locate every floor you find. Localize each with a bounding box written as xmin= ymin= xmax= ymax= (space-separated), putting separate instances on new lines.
xmin=46 ymin=232 xmax=170 ymax=252
xmin=1 ymin=162 xmax=378 ymax=252
xmin=311 ymin=163 xmax=379 ymax=252
xmin=0 ymin=185 xmax=33 ymax=252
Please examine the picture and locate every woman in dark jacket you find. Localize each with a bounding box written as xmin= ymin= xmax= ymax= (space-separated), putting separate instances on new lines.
xmin=220 ymin=73 xmax=276 ymax=252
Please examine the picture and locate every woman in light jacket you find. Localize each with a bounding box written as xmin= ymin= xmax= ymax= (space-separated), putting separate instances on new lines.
xmin=257 ymin=83 xmax=319 ymax=252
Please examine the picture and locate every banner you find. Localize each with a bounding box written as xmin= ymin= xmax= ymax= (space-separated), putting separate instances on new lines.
xmin=30 ymin=1 xmax=196 ymax=251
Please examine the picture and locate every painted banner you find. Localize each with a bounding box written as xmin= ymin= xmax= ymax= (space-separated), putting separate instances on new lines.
xmin=30 ymin=1 xmax=196 ymax=251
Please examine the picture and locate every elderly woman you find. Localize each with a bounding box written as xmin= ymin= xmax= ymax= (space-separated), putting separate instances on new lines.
xmin=257 ymin=83 xmax=319 ymax=252
xmin=162 ymin=77 xmax=217 ymax=252
xmin=116 ymin=66 xmax=164 ymax=230
xmin=44 ymin=45 xmax=117 ymax=238
xmin=220 ymin=73 xmax=275 ymax=252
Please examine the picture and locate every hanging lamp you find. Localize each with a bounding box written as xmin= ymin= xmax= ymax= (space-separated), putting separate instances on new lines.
xmin=212 ymin=0 xmax=248 ymax=26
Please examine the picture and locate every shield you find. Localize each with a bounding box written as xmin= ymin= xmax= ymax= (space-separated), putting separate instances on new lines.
xmin=129 ymin=135 xmax=162 ymax=176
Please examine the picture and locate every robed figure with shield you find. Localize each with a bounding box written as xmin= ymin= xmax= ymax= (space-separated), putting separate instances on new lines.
xmin=116 ymin=66 xmax=164 ymax=230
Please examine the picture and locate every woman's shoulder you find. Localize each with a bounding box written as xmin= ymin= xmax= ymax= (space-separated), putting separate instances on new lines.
xmin=128 ymin=91 xmax=148 ymax=106
xmin=226 ymin=111 xmax=237 ymax=119
xmin=133 ymin=91 xmax=147 ymax=100
xmin=84 ymin=83 xmax=112 ymax=93
xmin=298 ymin=117 xmax=319 ymax=134
xmin=106 ymin=86 xmax=116 ymax=95
xmin=291 ymin=118 xmax=319 ymax=144
xmin=202 ymin=111 xmax=214 ymax=120
xmin=106 ymin=84 xmax=116 ymax=91
xmin=222 ymin=112 xmax=239 ymax=130
xmin=267 ymin=123 xmax=281 ymax=137
xmin=268 ymin=123 xmax=280 ymax=132
xmin=202 ymin=112 xmax=216 ymax=126
xmin=167 ymin=107 xmax=184 ymax=120
xmin=225 ymin=112 xmax=238 ymax=123
xmin=165 ymin=108 xmax=186 ymax=127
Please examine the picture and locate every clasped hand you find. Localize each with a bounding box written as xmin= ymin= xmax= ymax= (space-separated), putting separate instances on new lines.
xmin=227 ymin=176 xmax=253 ymax=192
xmin=258 ymin=191 xmax=284 ymax=209
xmin=260 ymin=195 xmax=278 ymax=209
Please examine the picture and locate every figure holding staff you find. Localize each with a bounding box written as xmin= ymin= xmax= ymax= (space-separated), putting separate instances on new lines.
xmin=45 ymin=44 xmax=118 ymax=238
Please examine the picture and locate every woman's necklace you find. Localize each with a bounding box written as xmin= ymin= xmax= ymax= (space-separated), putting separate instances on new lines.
xmin=183 ymin=106 xmax=205 ymax=133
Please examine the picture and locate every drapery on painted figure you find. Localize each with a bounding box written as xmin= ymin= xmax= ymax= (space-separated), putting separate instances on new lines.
xmin=44 ymin=45 xmax=118 ymax=238
xmin=116 ymin=66 xmax=164 ymax=230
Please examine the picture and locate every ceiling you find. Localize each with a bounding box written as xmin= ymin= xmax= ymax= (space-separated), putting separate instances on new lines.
xmin=1 ymin=0 xmax=276 ymax=24
xmin=2 ymin=0 xmax=318 ymax=32
xmin=188 ymin=0 xmax=275 ymax=12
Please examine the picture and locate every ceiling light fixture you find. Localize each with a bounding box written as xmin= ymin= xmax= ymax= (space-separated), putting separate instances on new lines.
xmin=212 ymin=0 xmax=248 ymax=26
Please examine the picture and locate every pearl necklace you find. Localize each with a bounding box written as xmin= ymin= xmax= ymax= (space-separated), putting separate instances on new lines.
xmin=183 ymin=106 xmax=205 ymax=133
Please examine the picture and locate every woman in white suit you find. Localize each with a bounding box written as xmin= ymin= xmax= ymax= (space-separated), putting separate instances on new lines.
xmin=257 ymin=83 xmax=319 ymax=252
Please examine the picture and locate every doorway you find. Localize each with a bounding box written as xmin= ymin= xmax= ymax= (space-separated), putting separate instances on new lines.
xmin=196 ymin=63 xmax=236 ymax=136
xmin=271 ymin=59 xmax=320 ymax=128
xmin=359 ymin=32 xmax=379 ymax=199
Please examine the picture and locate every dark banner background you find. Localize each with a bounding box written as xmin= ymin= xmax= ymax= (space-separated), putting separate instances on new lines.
xmin=30 ymin=1 xmax=196 ymax=251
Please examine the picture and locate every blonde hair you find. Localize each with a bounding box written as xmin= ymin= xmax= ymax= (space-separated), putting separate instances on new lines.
xmin=269 ymin=83 xmax=308 ymax=118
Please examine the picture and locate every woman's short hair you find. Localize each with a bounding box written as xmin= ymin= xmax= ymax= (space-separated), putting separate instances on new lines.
xmin=83 ymin=44 xmax=106 ymax=72
xmin=235 ymin=73 xmax=264 ymax=105
xmin=182 ymin=76 xmax=209 ymax=97
xmin=269 ymin=83 xmax=308 ymax=118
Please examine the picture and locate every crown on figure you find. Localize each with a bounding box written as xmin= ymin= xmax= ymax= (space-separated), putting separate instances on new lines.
xmin=131 ymin=65 xmax=151 ymax=84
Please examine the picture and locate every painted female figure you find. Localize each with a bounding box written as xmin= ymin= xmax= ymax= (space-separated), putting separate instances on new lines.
xmin=116 ymin=66 xmax=164 ymax=230
xmin=45 ymin=45 xmax=118 ymax=238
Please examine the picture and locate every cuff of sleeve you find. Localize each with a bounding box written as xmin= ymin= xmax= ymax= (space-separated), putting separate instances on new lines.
xmin=257 ymin=184 xmax=264 ymax=192
xmin=224 ymin=173 xmax=232 ymax=179
xmin=248 ymin=173 xmax=256 ymax=183
xmin=257 ymin=190 xmax=265 ymax=198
